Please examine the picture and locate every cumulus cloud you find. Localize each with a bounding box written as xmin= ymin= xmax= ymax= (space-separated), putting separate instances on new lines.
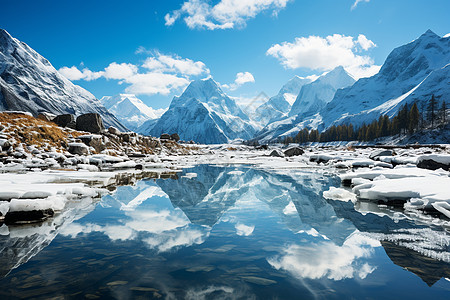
xmin=351 ymin=0 xmax=370 ymax=10
xmin=103 ymin=62 xmax=138 ymax=80
xmin=142 ymin=52 xmax=210 ymax=76
xmin=267 ymin=34 xmax=380 ymax=79
xmin=165 ymin=0 xmax=291 ymax=30
xmin=223 ymin=71 xmax=255 ymax=90
xmin=58 ymin=66 xmax=103 ymax=81
xmin=59 ymin=51 xmax=209 ymax=96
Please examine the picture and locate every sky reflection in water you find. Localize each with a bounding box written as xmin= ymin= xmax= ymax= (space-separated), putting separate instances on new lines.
xmin=0 ymin=165 xmax=450 ymax=299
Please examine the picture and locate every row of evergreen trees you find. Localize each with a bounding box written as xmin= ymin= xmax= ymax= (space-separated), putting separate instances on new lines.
xmin=283 ymin=96 xmax=447 ymax=144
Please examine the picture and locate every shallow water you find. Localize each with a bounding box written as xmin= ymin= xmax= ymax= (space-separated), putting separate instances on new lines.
xmin=0 ymin=165 xmax=450 ymax=299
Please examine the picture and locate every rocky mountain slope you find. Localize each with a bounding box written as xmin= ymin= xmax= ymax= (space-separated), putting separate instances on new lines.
xmin=0 ymin=29 xmax=126 ymax=131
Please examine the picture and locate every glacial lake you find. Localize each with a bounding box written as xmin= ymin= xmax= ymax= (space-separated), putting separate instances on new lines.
xmin=0 ymin=164 xmax=450 ymax=299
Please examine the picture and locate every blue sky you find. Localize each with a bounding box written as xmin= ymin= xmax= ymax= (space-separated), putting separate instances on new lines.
xmin=1 ymin=0 xmax=449 ymax=109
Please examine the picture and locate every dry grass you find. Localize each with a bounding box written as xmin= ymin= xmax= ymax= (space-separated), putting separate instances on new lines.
xmin=0 ymin=112 xmax=84 ymax=151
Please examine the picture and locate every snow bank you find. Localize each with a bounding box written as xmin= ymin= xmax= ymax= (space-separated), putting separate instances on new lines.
xmin=323 ymin=187 xmax=357 ymax=203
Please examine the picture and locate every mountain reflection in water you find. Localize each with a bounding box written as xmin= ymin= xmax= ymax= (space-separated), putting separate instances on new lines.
xmin=0 ymin=165 xmax=449 ymax=299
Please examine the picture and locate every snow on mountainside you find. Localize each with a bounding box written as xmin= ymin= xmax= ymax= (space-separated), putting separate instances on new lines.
xmin=101 ymin=94 xmax=165 ymax=131
xmin=148 ymin=78 xmax=257 ymax=144
xmin=254 ymin=66 xmax=355 ymax=142
xmin=255 ymin=30 xmax=450 ymax=143
xmin=0 ymin=29 xmax=126 ymax=131
xmin=255 ymin=76 xmax=312 ymax=126
xmin=289 ymin=66 xmax=355 ymax=118
xmin=322 ymin=29 xmax=450 ymax=129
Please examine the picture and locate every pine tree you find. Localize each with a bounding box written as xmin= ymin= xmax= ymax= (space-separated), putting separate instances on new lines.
xmin=398 ymin=104 xmax=409 ymax=134
xmin=428 ymin=95 xmax=438 ymax=128
xmin=408 ymin=102 xmax=420 ymax=133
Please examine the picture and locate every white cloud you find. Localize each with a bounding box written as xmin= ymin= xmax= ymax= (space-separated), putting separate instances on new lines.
xmin=165 ymin=0 xmax=291 ymax=30
xmin=124 ymin=73 xmax=190 ymax=96
xmin=267 ymin=34 xmax=380 ymax=79
xmin=351 ymin=0 xmax=370 ymax=10
xmin=59 ymin=51 xmax=209 ymax=96
xmin=103 ymin=62 xmax=138 ymax=80
xmin=142 ymin=52 xmax=210 ymax=76
xmin=224 ymin=71 xmax=255 ymax=90
xmin=357 ymin=34 xmax=376 ymax=51
xmin=58 ymin=66 xmax=103 ymax=81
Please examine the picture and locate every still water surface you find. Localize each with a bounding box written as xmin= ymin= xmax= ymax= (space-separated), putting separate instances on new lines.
xmin=0 ymin=165 xmax=449 ymax=299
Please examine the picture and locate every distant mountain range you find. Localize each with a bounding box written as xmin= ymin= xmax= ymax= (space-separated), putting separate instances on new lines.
xmin=101 ymin=94 xmax=165 ymax=131
xmin=1 ymin=29 xmax=448 ymax=143
xmin=0 ymin=29 xmax=126 ymax=131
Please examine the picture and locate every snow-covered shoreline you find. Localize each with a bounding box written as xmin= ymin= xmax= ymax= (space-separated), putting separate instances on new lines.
xmin=1 ymin=141 xmax=449 ymax=226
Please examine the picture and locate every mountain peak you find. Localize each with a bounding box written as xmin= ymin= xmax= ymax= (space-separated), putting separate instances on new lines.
xmin=0 ymin=29 xmax=15 ymax=48
xmin=422 ymin=29 xmax=438 ymax=37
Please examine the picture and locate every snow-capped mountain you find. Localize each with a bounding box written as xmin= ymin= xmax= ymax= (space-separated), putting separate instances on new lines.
xmin=255 ymin=30 xmax=450 ymax=142
xmin=254 ymin=76 xmax=312 ymax=125
xmin=148 ymin=78 xmax=257 ymax=144
xmin=101 ymin=94 xmax=165 ymax=131
xmin=254 ymin=67 xmax=356 ymax=142
xmin=0 ymin=29 xmax=126 ymax=130
xmin=321 ymin=29 xmax=450 ymax=128
xmin=289 ymin=66 xmax=355 ymax=118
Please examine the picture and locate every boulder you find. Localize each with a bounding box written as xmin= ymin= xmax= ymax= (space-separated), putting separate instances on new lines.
xmin=78 ymin=135 xmax=105 ymax=153
xmin=0 ymin=139 xmax=11 ymax=152
xmin=76 ymin=113 xmax=105 ymax=133
xmin=53 ymin=114 xmax=75 ymax=128
xmin=369 ymin=149 xmax=394 ymax=160
xmin=170 ymin=133 xmax=180 ymax=142
xmin=284 ymin=147 xmax=304 ymax=157
xmin=160 ymin=133 xmax=171 ymax=140
xmin=417 ymin=155 xmax=450 ymax=171
xmin=269 ymin=149 xmax=284 ymax=157
xmin=108 ymin=126 xmax=120 ymax=135
xmin=67 ymin=142 xmax=89 ymax=155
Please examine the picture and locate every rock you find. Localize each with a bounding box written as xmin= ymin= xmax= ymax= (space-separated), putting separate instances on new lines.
xmin=0 ymin=139 xmax=11 ymax=152
xmin=67 ymin=142 xmax=89 ymax=155
xmin=284 ymin=147 xmax=304 ymax=157
xmin=269 ymin=149 xmax=284 ymax=157
xmin=76 ymin=113 xmax=105 ymax=133
xmin=122 ymin=133 xmax=131 ymax=143
xmin=0 ymin=124 xmax=4 ymax=131
xmin=37 ymin=112 xmax=56 ymax=122
xmin=417 ymin=159 xmax=450 ymax=171
xmin=78 ymin=135 xmax=105 ymax=153
xmin=108 ymin=126 xmax=120 ymax=135
xmin=369 ymin=149 xmax=394 ymax=160
xmin=160 ymin=133 xmax=171 ymax=140
xmin=256 ymin=145 xmax=269 ymax=150
xmin=53 ymin=114 xmax=75 ymax=128
xmin=170 ymin=133 xmax=180 ymax=142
